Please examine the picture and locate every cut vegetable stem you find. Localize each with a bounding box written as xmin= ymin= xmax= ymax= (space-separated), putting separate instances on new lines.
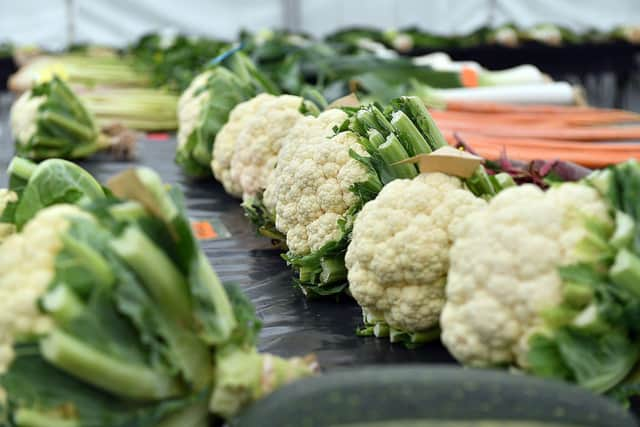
xmin=110 ymin=226 xmax=192 ymax=322
xmin=379 ymin=134 xmax=418 ymax=179
xmin=41 ymin=329 xmax=181 ymax=400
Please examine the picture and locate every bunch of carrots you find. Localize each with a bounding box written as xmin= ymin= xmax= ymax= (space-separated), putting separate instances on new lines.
xmin=430 ymin=101 xmax=640 ymax=168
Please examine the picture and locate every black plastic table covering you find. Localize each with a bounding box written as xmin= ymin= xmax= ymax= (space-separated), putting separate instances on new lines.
xmin=0 ymin=92 xmax=454 ymax=369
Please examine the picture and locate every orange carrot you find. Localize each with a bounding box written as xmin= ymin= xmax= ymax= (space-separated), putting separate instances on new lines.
xmin=437 ymin=120 xmax=640 ymax=141
xmin=430 ymin=110 xmax=640 ymax=127
xmin=443 ymin=100 xmax=636 ymax=117
xmin=445 ymin=132 xmax=640 ymax=168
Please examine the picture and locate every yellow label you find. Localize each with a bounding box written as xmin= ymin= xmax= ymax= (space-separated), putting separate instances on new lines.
xmin=35 ymin=62 xmax=69 ymax=83
xmin=396 ymin=146 xmax=483 ymax=178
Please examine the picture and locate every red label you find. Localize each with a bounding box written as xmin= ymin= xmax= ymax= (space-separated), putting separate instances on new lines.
xmin=192 ymin=221 xmax=218 ymax=240
xmin=146 ymin=132 xmax=170 ymax=141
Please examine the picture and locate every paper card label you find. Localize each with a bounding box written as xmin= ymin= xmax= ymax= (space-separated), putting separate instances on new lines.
xmin=327 ymin=93 xmax=360 ymax=109
xmin=190 ymin=217 xmax=231 ymax=240
xmin=192 ymin=221 xmax=217 ymax=239
xmin=396 ymin=146 xmax=483 ymax=178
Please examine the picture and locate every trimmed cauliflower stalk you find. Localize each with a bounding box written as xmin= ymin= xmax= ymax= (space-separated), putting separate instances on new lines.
xmin=442 ymin=164 xmax=640 ymax=393
xmin=346 ymin=173 xmax=486 ymax=344
xmin=271 ymin=109 xmax=369 ymax=256
xmin=210 ymin=347 xmax=318 ymax=419
xmin=229 ymin=95 xmax=305 ymax=198
xmin=0 ymin=205 xmax=90 ymax=372
xmin=212 ymin=93 xmax=276 ymax=197
xmin=0 ymin=189 xmax=18 ymax=242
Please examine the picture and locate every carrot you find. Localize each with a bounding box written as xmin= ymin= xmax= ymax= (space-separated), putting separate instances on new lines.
xmin=430 ymin=110 xmax=640 ymax=127
xmin=445 ymin=132 xmax=640 ymax=168
xmin=443 ymin=100 xmax=634 ymax=116
xmin=445 ymin=132 xmax=640 ymax=151
xmin=437 ymin=120 xmax=640 ymax=141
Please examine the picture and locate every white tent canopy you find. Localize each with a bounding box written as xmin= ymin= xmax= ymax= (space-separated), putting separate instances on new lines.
xmin=1 ymin=0 xmax=639 ymax=49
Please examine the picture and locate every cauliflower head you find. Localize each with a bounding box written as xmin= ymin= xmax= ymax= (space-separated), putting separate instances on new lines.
xmin=0 ymin=204 xmax=90 ymax=373
xmin=271 ymin=113 xmax=371 ymax=256
xmin=177 ymin=70 xmax=213 ymax=151
xmin=10 ymin=90 xmax=45 ymax=147
xmin=229 ymin=95 xmax=304 ymax=198
xmin=265 ymin=108 xmax=349 ymax=216
xmin=441 ymin=183 xmax=611 ymax=369
xmin=212 ymin=93 xmax=276 ymax=197
xmin=345 ymin=173 xmax=486 ymax=334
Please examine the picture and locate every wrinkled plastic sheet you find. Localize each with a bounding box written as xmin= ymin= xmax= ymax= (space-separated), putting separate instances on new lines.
xmin=0 ymin=92 xmax=454 ymax=369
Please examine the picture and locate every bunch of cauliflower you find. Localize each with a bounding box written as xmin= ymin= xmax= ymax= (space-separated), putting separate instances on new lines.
xmin=0 ymin=165 xmax=317 ymax=426
xmin=345 ymin=173 xmax=486 ymax=344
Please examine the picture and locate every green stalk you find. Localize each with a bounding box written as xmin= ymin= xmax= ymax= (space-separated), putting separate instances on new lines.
xmin=156 ymin=401 xmax=209 ymax=427
xmin=373 ymin=323 xmax=390 ymax=337
xmin=192 ymin=253 xmax=237 ymax=344
xmin=110 ymin=226 xmax=192 ymax=321
xmin=367 ymin=129 xmax=386 ymax=149
xmin=60 ymin=234 xmax=115 ymax=288
xmin=41 ymin=329 xmax=181 ymax=400
xmin=356 ymin=110 xmax=380 ymax=134
xmin=111 ymin=228 xmax=212 ymax=389
xmin=14 ymin=409 xmax=78 ymax=427
xmin=95 ymin=117 xmax=178 ymax=131
xmin=52 ymin=78 xmax=93 ymax=125
xmin=610 ymin=249 xmax=640 ymax=299
xmin=85 ymin=103 xmax=177 ymax=118
xmin=493 ymin=172 xmax=517 ymax=189
xmin=298 ymin=265 xmax=318 ymax=284
xmin=39 ymin=111 xmax=96 ymax=141
xmin=408 ymin=328 xmax=442 ymax=344
xmin=68 ymin=135 xmax=112 ymax=158
xmin=370 ymin=105 xmax=395 ymax=136
xmin=31 ymin=136 xmax=73 ymax=148
xmin=319 ymin=257 xmax=347 ymax=285
xmin=21 ymin=148 xmax=66 ymax=161
xmin=379 ymin=134 xmax=418 ymax=179
xmin=7 ymin=156 xmax=37 ymax=181
xmin=465 ymin=165 xmax=498 ymax=198
xmin=389 ymin=327 xmax=441 ymax=345
xmin=398 ymin=96 xmax=448 ymax=150
xmin=610 ymin=211 xmax=635 ymax=249
xmin=41 ymin=285 xmax=86 ymax=325
xmin=192 ymin=135 xmax=212 ymax=167
xmin=390 ymin=110 xmax=431 ymax=155
xmin=134 ymin=167 xmax=179 ymax=222
xmin=108 ymin=201 xmax=148 ymax=222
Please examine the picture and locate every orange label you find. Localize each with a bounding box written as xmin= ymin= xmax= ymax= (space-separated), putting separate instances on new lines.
xmin=461 ymin=67 xmax=479 ymax=88
xmin=192 ymin=221 xmax=218 ymax=240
